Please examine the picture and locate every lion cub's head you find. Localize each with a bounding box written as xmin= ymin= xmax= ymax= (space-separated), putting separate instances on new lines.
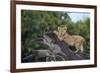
xmin=58 ymin=25 xmax=67 ymax=34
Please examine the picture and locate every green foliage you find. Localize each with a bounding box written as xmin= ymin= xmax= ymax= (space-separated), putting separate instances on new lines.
xmin=21 ymin=10 xmax=71 ymax=50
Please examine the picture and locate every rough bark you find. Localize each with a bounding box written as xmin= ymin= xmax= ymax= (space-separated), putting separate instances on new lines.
xmin=22 ymin=32 xmax=84 ymax=62
xmin=46 ymin=32 xmax=83 ymax=60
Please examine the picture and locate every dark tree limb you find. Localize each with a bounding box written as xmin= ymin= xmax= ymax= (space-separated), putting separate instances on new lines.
xmin=47 ymin=32 xmax=84 ymax=60
xmin=22 ymin=32 xmax=84 ymax=63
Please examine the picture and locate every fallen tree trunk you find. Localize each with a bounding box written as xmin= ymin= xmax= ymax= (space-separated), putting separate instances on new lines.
xmin=43 ymin=34 xmax=68 ymax=61
xmin=22 ymin=32 xmax=84 ymax=63
xmin=46 ymin=32 xmax=83 ymax=60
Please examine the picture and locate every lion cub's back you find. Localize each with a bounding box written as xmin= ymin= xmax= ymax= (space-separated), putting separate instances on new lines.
xmin=72 ymin=35 xmax=85 ymax=45
xmin=63 ymin=35 xmax=84 ymax=46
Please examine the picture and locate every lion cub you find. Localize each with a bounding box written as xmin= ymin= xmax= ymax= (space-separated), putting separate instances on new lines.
xmin=54 ymin=25 xmax=85 ymax=53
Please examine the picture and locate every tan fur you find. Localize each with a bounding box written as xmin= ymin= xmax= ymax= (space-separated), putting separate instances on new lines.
xmin=54 ymin=25 xmax=85 ymax=53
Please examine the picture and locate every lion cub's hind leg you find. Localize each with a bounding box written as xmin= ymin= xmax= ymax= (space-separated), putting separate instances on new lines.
xmin=75 ymin=44 xmax=80 ymax=53
xmin=80 ymin=44 xmax=84 ymax=53
xmin=75 ymin=43 xmax=84 ymax=53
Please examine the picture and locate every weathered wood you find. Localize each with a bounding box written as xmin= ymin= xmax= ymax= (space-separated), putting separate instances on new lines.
xmin=46 ymin=32 xmax=83 ymax=60
xmin=23 ymin=49 xmax=53 ymax=62
xmin=43 ymin=34 xmax=68 ymax=61
xmin=22 ymin=32 xmax=84 ymax=62
xmin=22 ymin=54 xmax=35 ymax=62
